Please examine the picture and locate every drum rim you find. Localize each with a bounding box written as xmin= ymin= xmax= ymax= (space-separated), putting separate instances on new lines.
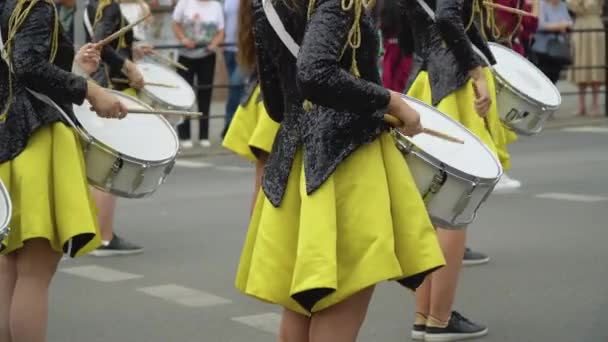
xmin=0 ymin=179 xmax=12 ymax=233
xmin=136 ymin=60 xmax=196 ymax=110
xmin=396 ymin=95 xmax=504 ymax=182
xmin=75 ymin=91 xmax=180 ymax=165
xmin=488 ymin=42 xmax=562 ymax=108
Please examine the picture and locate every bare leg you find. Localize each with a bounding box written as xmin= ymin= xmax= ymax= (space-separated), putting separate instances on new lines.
xmin=251 ymin=153 xmax=268 ymax=215
xmin=427 ymin=227 xmax=467 ymax=323
xmin=308 ymin=286 xmax=375 ymax=342
xmin=10 ymin=238 xmax=62 ymax=342
xmin=577 ymin=83 xmax=587 ymax=116
xmin=414 ymin=273 xmax=432 ymax=317
xmin=278 ymin=308 xmax=310 ymax=342
xmin=0 ymin=253 xmax=17 ymax=342
xmin=91 ymin=188 xmax=116 ymax=242
xmin=591 ymin=83 xmax=601 ymax=116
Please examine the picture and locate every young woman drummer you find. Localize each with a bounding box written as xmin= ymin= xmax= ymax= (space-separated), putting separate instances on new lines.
xmin=85 ymin=0 xmax=146 ymax=256
xmin=399 ymin=0 xmax=509 ymax=340
xmin=0 ymin=0 xmax=127 ymax=340
xmin=234 ymin=0 xmax=445 ymax=339
xmin=222 ymin=0 xmax=279 ymax=209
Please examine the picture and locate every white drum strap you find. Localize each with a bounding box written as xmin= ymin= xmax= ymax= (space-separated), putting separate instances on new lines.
xmin=83 ymin=7 xmax=94 ymax=38
xmin=262 ymin=0 xmax=300 ymax=58
xmin=0 ymin=27 xmax=90 ymax=140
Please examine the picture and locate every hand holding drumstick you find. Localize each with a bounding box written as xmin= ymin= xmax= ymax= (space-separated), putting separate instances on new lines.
xmin=386 ymin=91 xmax=424 ymax=137
xmin=385 ymin=91 xmax=465 ymax=144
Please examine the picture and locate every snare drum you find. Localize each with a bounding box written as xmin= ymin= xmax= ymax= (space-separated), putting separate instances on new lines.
xmin=488 ymin=42 xmax=561 ymax=135
xmin=73 ymin=90 xmax=179 ymax=198
xmin=136 ymin=61 xmax=196 ymax=126
xmin=0 ymin=180 xmax=11 ymax=241
xmin=393 ymin=96 xmax=503 ymax=228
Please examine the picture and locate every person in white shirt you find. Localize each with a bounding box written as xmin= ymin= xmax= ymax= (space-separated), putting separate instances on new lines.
xmin=221 ymin=0 xmax=243 ymax=138
xmin=172 ymin=0 xmax=225 ymax=148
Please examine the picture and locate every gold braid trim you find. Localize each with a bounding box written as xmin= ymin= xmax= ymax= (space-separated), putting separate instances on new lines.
xmin=1 ymin=0 xmax=60 ymax=122
xmin=302 ymin=0 xmax=376 ymax=112
xmin=93 ymin=0 xmax=128 ymax=48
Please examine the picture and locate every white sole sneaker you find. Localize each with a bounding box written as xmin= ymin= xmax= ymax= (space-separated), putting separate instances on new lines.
xmin=424 ymin=328 xmax=488 ymax=342
xmin=411 ymin=330 xmax=426 ymax=340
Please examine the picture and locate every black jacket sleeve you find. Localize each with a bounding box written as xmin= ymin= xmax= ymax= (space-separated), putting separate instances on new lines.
xmin=295 ymin=0 xmax=390 ymax=114
xmin=12 ymin=2 xmax=87 ymax=105
xmin=434 ymin=0 xmax=480 ymax=71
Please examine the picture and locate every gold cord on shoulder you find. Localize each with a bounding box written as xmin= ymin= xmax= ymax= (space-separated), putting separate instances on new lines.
xmin=1 ymin=0 xmax=60 ymax=122
xmin=302 ymin=0 xmax=375 ymax=111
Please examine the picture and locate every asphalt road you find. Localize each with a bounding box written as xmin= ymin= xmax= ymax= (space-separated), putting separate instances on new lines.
xmin=48 ymin=124 xmax=608 ymax=342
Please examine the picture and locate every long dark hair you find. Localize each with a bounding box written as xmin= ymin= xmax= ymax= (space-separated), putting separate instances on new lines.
xmin=237 ymin=0 xmax=256 ymax=73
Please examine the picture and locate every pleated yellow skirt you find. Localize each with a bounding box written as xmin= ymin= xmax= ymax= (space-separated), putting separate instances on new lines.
xmin=0 ymin=122 xmax=101 ymax=257
xmin=407 ymin=68 xmax=516 ymax=170
xmin=223 ymin=85 xmax=280 ymax=161
xmin=235 ymin=133 xmax=446 ymax=315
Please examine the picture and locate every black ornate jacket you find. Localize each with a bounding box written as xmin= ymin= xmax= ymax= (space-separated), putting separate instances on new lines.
xmin=252 ymin=0 xmax=390 ymax=207
xmin=0 ymin=0 xmax=88 ymax=164
xmin=85 ymin=0 xmax=133 ymax=89
xmin=398 ymin=0 xmax=496 ymax=106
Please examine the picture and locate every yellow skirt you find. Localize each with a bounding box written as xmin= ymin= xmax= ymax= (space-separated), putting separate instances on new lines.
xmin=407 ymin=68 xmax=516 ymax=170
xmin=235 ymin=133 xmax=446 ymax=315
xmin=0 ymin=122 xmax=101 ymax=257
xmin=222 ymin=85 xmax=280 ymax=162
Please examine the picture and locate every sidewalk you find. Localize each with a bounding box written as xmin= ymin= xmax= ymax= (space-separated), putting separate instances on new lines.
xmin=179 ymin=80 xmax=608 ymax=158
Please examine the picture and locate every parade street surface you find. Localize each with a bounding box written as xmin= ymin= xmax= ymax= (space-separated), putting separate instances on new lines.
xmin=47 ymin=121 xmax=608 ymax=342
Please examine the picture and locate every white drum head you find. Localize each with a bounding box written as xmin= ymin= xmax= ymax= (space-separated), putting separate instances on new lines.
xmin=137 ymin=61 xmax=196 ymax=109
xmin=73 ymin=91 xmax=178 ymax=162
xmin=0 ymin=180 xmax=11 ymax=232
xmin=488 ymin=43 xmax=561 ymax=107
xmin=402 ymin=97 xmax=502 ymax=179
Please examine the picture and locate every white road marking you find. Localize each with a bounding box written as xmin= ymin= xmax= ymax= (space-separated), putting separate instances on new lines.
xmin=60 ymin=265 xmax=143 ymax=282
xmin=561 ymin=126 xmax=608 ymax=133
xmin=231 ymin=313 xmax=281 ymax=334
xmin=175 ymin=160 xmax=214 ymax=168
xmin=535 ymin=192 xmax=608 ymax=202
xmin=136 ymin=284 xmax=231 ymax=307
xmin=214 ymin=165 xmax=253 ymax=172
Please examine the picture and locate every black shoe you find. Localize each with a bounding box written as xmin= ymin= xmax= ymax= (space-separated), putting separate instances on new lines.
xmin=89 ymin=234 xmax=143 ymax=257
xmin=425 ymin=311 xmax=488 ymax=342
xmin=411 ymin=323 xmax=426 ymax=340
xmin=462 ymin=247 xmax=490 ymax=266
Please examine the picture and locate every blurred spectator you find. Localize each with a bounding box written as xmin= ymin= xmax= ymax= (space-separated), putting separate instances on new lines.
xmin=378 ymin=0 xmax=412 ymax=92
xmin=172 ymin=0 xmax=225 ymax=147
xmin=55 ymin=0 xmax=76 ymax=40
xmin=567 ymin=0 xmax=605 ymax=116
xmin=222 ymin=0 xmax=244 ymax=138
xmin=531 ymin=0 xmax=573 ymax=83
xmin=486 ymin=0 xmax=539 ymax=56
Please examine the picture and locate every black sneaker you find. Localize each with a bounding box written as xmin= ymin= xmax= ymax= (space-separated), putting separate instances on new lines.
xmin=462 ymin=247 xmax=490 ymax=266
xmin=89 ymin=234 xmax=143 ymax=257
xmin=425 ymin=311 xmax=488 ymax=342
xmin=411 ymin=323 xmax=426 ymax=340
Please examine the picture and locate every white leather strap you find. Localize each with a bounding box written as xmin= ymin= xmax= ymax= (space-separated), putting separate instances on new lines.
xmin=262 ymin=0 xmax=300 ymax=57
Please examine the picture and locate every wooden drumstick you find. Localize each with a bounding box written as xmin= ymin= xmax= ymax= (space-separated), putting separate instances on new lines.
xmin=472 ymin=81 xmax=495 ymax=139
xmin=149 ymin=51 xmax=189 ymax=71
xmin=383 ymin=114 xmax=465 ymax=144
xmin=97 ymin=13 xmax=152 ymax=47
xmin=111 ymin=78 xmax=178 ymax=88
xmin=482 ymin=1 xmax=537 ymax=17
xmin=127 ymin=109 xmax=203 ymax=117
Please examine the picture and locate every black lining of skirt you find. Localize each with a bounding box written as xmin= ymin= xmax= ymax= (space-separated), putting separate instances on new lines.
xmin=396 ymin=266 xmax=443 ymax=291
xmin=64 ymin=233 xmax=96 ymax=258
xmin=292 ymin=288 xmax=336 ymax=313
